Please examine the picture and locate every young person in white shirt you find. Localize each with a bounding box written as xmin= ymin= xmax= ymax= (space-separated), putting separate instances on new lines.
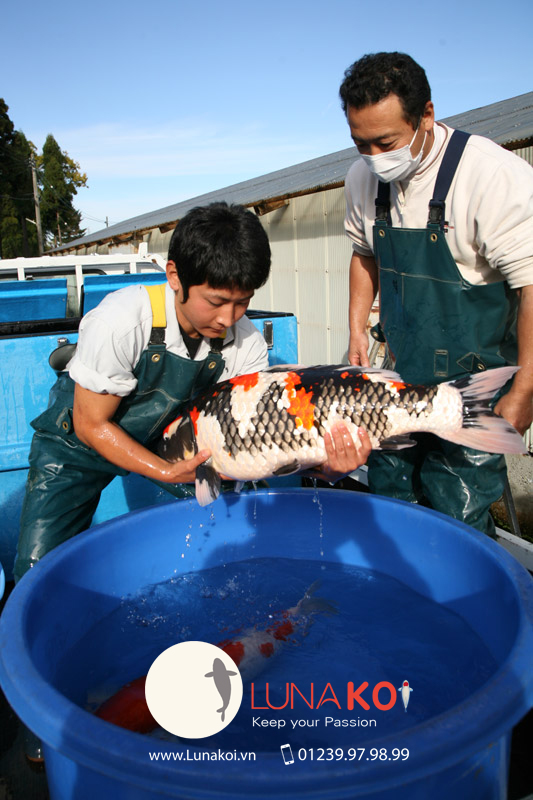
xmin=15 ymin=202 xmax=371 ymax=581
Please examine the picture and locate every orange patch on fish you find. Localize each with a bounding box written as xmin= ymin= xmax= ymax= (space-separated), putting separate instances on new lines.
xmin=95 ymin=676 xmax=156 ymax=733
xmin=260 ymin=642 xmax=275 ymax=658
xmin=230 ymin=373 xmax=260 ymax=391
xmin=285 ymin=373 xmax=315 ymax=430
xmin=389 ymin=381 xmax=406 ymax=391
xmin=272 ymin=619 xmax=294 ymax=641
xmin=340 ymin=371 xmax=349 ymax=379
xmin=220 ymin=640 xmax=245 ymax=666
xmin=163 ymin=415 xmax=181 ymax=437
xmin=189 ymin=407 xmax=200 ymax=435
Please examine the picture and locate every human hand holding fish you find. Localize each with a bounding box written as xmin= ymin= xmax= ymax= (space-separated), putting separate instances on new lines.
xmin=494 ymin=388 xmax=533 ymax=437
xmin=307 ymin=423 xmax=372 ymax=484
xmin=158 ymin=448 xmax=213 ymax=484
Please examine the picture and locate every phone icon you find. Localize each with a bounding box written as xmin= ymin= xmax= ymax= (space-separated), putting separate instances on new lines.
xmin=280 ymin=743 xmax=294 ymax=765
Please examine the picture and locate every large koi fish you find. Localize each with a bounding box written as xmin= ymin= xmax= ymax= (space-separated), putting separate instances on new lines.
xmin=159 ymin=365 xmax=526 ymax=505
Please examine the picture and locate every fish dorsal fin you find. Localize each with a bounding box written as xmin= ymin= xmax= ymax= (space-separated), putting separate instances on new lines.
xmin=331 ymin=365 xmax=404 ymax=382
xmin=264 ymin=363 xmax=306 ymax=372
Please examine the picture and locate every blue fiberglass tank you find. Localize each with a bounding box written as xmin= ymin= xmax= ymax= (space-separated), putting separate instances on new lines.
xmin=0 ymin=489 xmax=532 ymax=800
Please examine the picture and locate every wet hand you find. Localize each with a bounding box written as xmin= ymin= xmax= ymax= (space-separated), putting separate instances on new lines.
xmin=159 ymin=450 xmax=212 ymax=484
xmin=315 ymin=424 xmax=372 ymax=483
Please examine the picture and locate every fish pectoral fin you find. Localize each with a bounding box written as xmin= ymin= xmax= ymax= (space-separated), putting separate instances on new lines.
xmin=204 ymin=672 xmax=214 ymax=677
xmin=378 ymin=435 xmax=417 ymax=450
xmin=273 ymin=460 xmax=301 ymax=477
xmin=195 ymin=462 xmax=221 ymax=506
xmin=227 ymin=670 xmax=238 ymax=676
xmin=159 ymin=414 xmax=198 ymax=462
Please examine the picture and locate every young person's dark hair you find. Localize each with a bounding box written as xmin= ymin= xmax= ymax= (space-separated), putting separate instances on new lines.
xmin=168 ymin=202 xmax=271 ymax=301
xmin=339 ymin=52 xmax=431 ymax=128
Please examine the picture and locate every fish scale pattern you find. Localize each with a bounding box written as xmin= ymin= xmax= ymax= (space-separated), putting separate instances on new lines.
xmin=309 ymin=374 xmax=438 ymax=441
xmin=200 ymin=378 xmax=315 ymax=457
xmin=195 ymin=371 xmax=439 ymax=458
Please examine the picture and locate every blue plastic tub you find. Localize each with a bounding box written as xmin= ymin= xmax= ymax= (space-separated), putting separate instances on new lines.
xmin=0 ymin=489 xmax=532 ymax=800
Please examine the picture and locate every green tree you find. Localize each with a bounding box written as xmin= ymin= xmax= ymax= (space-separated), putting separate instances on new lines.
xmin=38 ymin=134 xmax=88 ymax=248
xmin=0 ymin=98 xmax=19 ymax=258
xmin=0 ymin=103 xmax=88 ymax=256
xmin=0 ymin=124 xmax=40 ymax=258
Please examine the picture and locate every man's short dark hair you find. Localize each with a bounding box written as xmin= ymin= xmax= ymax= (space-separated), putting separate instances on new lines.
xmin=339 ymin=52 xmax=431 ymax=128
xmin=168 ymin=202 xmax=271 ymax=301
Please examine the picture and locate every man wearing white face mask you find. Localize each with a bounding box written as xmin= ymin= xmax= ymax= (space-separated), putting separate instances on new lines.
xmin=340 ymin=52 xmax=533 ymax=536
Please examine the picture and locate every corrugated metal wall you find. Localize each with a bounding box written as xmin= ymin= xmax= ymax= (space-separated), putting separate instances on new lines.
xmin=252 ymin=187 xmax=353 ymax=365
xmin=512 ymin=145 xmax=533 ymax=166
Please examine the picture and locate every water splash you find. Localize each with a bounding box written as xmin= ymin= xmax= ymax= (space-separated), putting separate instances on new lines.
xmin=310 ymin=480 xmax=325 ymax=557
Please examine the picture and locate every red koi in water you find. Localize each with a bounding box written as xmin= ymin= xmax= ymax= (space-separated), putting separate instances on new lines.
xmin=94 ymin=581 xmax=334 ymax=733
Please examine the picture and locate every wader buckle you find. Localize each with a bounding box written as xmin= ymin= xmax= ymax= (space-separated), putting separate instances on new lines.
xmin=428 ymin=199 xmax=446 ymax=227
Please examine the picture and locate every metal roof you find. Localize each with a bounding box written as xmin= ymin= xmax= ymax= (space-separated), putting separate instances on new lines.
xmin=57 ymin=91 xmax=533 ymax=252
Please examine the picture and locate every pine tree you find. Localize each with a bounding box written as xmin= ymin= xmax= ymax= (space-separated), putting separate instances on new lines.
xmin=1 ymin=100 xmax=89 ymax=256
xmin=0 ymin=98 xmax=18 ymax=258
xmin=39 ymin=135 xmax=87 ymax=248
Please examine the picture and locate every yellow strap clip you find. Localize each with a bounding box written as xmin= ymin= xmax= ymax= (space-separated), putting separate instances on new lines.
xmin=146 ymin=283 xmax=167 ymax=328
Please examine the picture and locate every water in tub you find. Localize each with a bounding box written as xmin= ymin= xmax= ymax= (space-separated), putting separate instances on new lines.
xmin=55 ymin=556 xmax=497 ymax=753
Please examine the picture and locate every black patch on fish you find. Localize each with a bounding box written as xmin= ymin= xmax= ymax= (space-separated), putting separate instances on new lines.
xmin=273 ymin=460 xmax=300 ymax=476
xmin=158 ymin=415 xmax=197 ymax=462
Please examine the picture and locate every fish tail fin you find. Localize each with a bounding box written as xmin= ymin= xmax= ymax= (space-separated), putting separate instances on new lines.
xmin=295 ymin=580 xmax=338 ymax=617
xmin=158 ymin=414 xmax=198 ymax=461
xmin=218 ymin=707 xmax=226 ymax=722
xmin=196 ymin=461 xmax=221 ymax=506
xmin=441 ymin=367 xmax=527 ymax=454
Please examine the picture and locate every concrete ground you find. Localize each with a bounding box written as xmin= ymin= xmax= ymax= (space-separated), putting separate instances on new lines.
xmin=492 ymin=453 xmax=533 ymax=541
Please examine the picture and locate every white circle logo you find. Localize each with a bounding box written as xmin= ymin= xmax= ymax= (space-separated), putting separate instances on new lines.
xmin=145 ymin=641 xmax=243 ymax=738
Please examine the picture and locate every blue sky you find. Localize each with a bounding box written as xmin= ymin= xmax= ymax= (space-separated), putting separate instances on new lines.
xmin=3 ymin=0 xmax=532 ymax=235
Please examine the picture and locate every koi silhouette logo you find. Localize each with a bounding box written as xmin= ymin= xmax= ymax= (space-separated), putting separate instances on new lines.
xmin=145 ymin=641 xmax=243 ymax=738
xmin=398 ymin=680 xmax=413 ymax=712
xmin=205 ymin=657 xmax=239 ymax=722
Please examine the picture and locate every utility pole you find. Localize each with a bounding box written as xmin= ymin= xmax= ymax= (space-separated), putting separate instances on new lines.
xmin=30 ymin=158 xmax=44 ymax=255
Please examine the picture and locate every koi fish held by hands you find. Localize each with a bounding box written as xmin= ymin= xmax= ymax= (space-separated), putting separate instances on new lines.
xmin=159 ymin=365 xmax=526 ymax=506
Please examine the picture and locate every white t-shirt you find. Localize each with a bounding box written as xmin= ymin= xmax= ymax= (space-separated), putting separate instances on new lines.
xmin=69 ymin=282 xmax=269 ymax=396
xmin=344 ymin=123 xmax=533 ymax=289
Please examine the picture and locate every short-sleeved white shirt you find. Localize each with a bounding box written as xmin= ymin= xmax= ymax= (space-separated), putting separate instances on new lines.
xmin=344 ymin=123 xmax=533 ymax=289
xmin=68 ymin=283 xmax=269 ymax=396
